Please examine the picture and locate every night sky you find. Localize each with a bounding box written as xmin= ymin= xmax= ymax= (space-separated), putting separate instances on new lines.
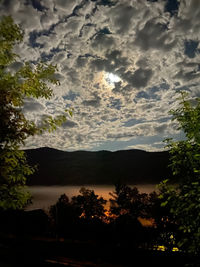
xmin=1 ymin=0 xmax=200 ymax=151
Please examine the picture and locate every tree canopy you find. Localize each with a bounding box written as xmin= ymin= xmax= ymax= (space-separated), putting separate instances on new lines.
xmin=109 ymin=183 xmax=148 ymax=219
xmin=71 ymin=187 xmax=107 ymax=220
xmin=0 ymin=16 xmax=70 ymax=210
xmin=160 ymin=91 xmax=200 ymax=254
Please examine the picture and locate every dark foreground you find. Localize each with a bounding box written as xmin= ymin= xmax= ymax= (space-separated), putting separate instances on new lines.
xmin=0 ymin=185 xmax=199 ymax=266
xmin=0 ymin=235 xmax=199 ymax=267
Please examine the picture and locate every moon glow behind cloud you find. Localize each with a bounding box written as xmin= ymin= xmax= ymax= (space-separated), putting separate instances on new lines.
xmin=106 ymin=73 xmax=121 ymax=85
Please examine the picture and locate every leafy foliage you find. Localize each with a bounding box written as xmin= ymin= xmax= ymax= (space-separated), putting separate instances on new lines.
xmin=159 ymin=92 xmax=200 ymax=254
xmin=0 ymin=16 xmax=70 ymax=210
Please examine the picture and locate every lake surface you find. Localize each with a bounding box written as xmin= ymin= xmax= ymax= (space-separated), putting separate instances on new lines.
xmin=27 ymin=184 xmax=157 ymax=211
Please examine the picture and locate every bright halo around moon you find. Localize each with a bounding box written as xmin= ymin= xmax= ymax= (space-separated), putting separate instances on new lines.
xmin=94 ymin=71 xmax=122 ymax=92
xmin=105 ymin=72 xmax=121 ymax=85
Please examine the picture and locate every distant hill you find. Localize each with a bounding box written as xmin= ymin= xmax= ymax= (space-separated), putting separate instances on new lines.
xmin=25 ymin=147 xmax=171 ymax=185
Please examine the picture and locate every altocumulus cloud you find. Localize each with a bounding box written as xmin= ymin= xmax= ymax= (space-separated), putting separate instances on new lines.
xmin=1 ymin=0 xmax=200 ymax=151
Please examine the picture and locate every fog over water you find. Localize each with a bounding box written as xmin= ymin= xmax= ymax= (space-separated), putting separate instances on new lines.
xmin=27 ymin=184 xmax=157 ymax=211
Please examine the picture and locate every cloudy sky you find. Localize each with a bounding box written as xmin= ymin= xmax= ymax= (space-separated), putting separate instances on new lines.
xmin=1 ymin=0 xmax=200 ymax=152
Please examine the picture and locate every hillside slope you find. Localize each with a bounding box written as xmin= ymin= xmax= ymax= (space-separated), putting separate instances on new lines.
xmin=25 ymin=147 xmax=171 ymax=185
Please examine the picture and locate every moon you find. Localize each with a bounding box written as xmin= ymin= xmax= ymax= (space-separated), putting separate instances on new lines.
xmin=94 ymin=72 xmax=121 ymax=92
xmin=105 ymin=73 xmax=121 ymax=84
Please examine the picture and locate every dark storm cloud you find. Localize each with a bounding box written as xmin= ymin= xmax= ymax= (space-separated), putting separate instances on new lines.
xmin=1 ymin=0 xmax=17 ymax=12
xmin=173 ymin=0 xmax=200 ymax=37
xmin=91 ymin=32 xmax=115 ymax=51
xmin=106 ymin=50 xmax=129 ymax=70
xmin=154 ymin=123 xmax=168 ymax=134
xmin=90 ymin=58 xmax=110 ymax=72
xmin=62 ymin=120 xmax=78 ymax=128
xmin=23 ymin=100 xmax=44 ymax=112
xmin=90 ymin=50 xmax=129 ymax=73
xmin=82 ymin=94 xmax=101 ymax=107
xmin=109 ymin=4 xmax=136 ymax=34
xmin=76 ymin=56 xmax=88 ymax=68
xmin=122 ymin=68 xmax=153 ymax=89
xmin=134 ymin=19 xmax=176 ymax=51
xmin=112 ymin=81 xmax=123 ymax=94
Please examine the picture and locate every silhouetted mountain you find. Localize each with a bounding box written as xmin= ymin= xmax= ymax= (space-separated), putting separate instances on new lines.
xmin=25 ymin=147 xmax=171 ymax=185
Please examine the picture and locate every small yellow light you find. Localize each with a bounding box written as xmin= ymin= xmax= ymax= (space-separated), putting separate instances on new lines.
xmin=157 ymin=245 xmax=166 ymax=251
xmin=172 ymin=247 xmax=179 ymax=252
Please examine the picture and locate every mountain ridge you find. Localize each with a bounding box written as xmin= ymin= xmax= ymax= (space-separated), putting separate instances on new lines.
xmin=25 ymin=147 xmax=171 ymax=185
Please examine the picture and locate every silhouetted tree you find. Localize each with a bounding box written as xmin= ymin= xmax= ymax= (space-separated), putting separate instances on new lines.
xmin=49 ymin=194 xmax=80 ymax=237
xmin=109 ymin=183 xmax=148 ymax=219
xmin=109 ymin=184 xmax=145 ymax=247
xmin=71 ymin=187 xmax=107 ymax=221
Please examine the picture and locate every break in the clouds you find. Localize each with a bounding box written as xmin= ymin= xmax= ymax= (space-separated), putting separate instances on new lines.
xmin=1 ymin=0 xmax=200 ymax=151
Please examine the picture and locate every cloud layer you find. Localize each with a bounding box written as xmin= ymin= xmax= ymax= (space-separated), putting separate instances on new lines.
xmin=1 ymin=0 xmax=200 ymax=151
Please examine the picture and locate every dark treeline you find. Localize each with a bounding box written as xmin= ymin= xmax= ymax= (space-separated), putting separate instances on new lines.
xmin=0 ymin=184 xmax=199 ymax=266
xmin=0 ymin=184 xmax=183 ymax=251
